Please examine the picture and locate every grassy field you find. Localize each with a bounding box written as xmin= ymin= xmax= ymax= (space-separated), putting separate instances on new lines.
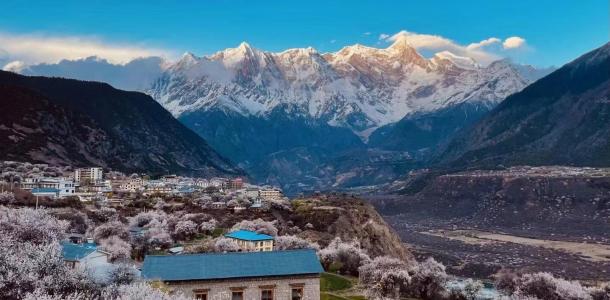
xmin=320 ymin=272 xmax=365 ymax=300
xmin=321 ymin=272 xmax=353 ymax=291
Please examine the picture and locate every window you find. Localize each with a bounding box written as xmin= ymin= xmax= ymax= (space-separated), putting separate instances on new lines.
xmin=193 ymin=289 xmax=208 ymax=300
xmin=261 ymin=289 xmax=273 ymax=300
xmin=231 ymin=291 xmax=243 ymax=300
xmin=291 ymin=288 xmax=303 ymax=300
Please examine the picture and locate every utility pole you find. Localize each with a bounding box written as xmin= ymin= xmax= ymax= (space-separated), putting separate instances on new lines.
xmin=36 ymin=194 xmax=39 ymax=210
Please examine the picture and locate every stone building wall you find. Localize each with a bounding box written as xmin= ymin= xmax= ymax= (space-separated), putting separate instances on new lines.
xmin=166 ymin=275 xmax=320 ymax=300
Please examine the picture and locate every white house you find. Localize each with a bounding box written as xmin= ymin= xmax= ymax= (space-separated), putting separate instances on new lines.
xmin=74 ymin=167 xmax=103 ymax=185
xmin=224 ymin=230 xmax=274 ymax=252
xmin=22 ymin=177 xmax=76 ymax=198
xmin=61 ymin=240 xmax=110 ymax=269
xmin=259 ymin=188 xmax=282 ymax=201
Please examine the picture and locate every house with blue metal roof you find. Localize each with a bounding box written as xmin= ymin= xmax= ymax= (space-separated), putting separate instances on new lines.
xmin=224 ymin=230 xmax=274 ymax=252
xmin=61 ymin=241 xmax=110 ymax=269
xmin=31 ymin=187 xmax=60 ymax=198
xmin=142 ymin=249 xmax=323 ymax=300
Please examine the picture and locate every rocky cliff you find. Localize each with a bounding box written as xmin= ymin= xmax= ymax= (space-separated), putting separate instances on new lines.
xmin=373 ymin=166 xmax=610 ymax=242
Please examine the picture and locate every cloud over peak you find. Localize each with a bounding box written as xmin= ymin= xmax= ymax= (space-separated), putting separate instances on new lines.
xmin=378 ymin=30 xmax=527 ymax=65
xmin=503 ymin=36 xmax=526 ymax=49
xmin=0 ymin=32 xmax=173 ymax=69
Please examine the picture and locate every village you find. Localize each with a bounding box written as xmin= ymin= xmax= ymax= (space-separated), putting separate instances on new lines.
xmin=1 ymin=160 xmax=608 ymax=300
xmin=13 ymin=165 xmax=284 ymax=211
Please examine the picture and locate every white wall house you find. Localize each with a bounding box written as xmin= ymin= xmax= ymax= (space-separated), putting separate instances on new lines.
xmin=74 ymin=167 xmax=103 ymax=184
xmin=22 ymin=177 xmax=76 ymax=197
xmin=224 ymin=230 xmax=274 ymax=252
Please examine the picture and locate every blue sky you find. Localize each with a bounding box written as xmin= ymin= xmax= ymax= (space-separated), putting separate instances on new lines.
xmin=0 ymin=0 xmax=607 ymax=67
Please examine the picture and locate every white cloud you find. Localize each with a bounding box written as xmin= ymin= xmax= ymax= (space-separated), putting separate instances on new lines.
xmin=378 ymin=30 xmax=529 ymax=65
xmin=380 ymin=30 xmax=501 ymax=65
xmin=503 ymin=36 xmax=526 ymax=49
xmin=363 ymin=32 xmax=372 ymax=36
xmin=2 ymin=60 xmax=26 ymax=72
xmin=466 ymin=37 xmax=501 ymax=50
xmin=0 ymin=32 xmax=174 ymax=66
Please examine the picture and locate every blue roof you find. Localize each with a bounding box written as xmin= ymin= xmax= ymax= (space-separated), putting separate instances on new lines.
xmin=142 ymin=249 xmax=323 ymax=281
xmin=61 ymin=241 xmax=97 ymax=261
xmin=224 ymin=230 xmax=274 ymax=241
xmin=31 ymin=188 xmax=59 ymax=193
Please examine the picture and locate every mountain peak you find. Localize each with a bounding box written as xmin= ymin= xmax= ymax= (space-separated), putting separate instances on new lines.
xmin=180 ymin=52 xmax=198 ymax=61
xmin=388 ymin=35 xmax=415 ymax=52
xmin=386 ymin=36 xmax=427 ymax=66
xmin=433 ymin=51 xmax=479 ymax=69
xmin=237 ymin=41 xmax=252 ymax=51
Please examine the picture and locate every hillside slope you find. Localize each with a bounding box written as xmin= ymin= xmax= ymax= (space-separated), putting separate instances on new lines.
xmin=437 ymin=42 xmax=610 ymax=168
xmin=0 ymin=71 xmax=241 ymax=177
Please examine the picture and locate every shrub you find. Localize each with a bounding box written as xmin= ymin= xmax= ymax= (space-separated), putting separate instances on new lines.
xmin=214 ymin=237 xmax=240 ymax=252
xmin=199 ymin=218 xmax=218 ymax=233
xmin=274 ymin=235 xmax=318 ymax=251
xmin=0 ymin=192 xmax=15 ymax=204
xmin=99 ymin=236 xmax=132 ymax=261
xmin=0 ymin=206 xmax=68 ymax=244
xmin=496 ymin=271 xmax=597 ymax=300
xmin=93 ymin=221 xmax=129 ymax=242
xmin=409 ymin=257 xmax=449 ymax=299
xmin=173 ymin=220 xmax=198 ymax=240
xmin=359 ymin=256 xmax=450 ymax=300
xmin=359 ymin=256 xmax=412 ymax=300
xmin=319 ymin=238 xmax=371 ymax=276
xmin=231 ymin=218 xmax=278 ymax=236
xmin=515 ymin=272 xmax=590 ymax=300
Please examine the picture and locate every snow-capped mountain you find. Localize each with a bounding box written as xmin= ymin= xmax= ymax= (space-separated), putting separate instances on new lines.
xmin=149 ymin=36 xmax=540 ymax=140
xmin=10 ymin=38 xmax=551 ymax=192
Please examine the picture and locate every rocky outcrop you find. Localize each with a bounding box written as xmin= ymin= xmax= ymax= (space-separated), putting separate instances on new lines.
xmin=373 ymin=166 xmax=610 ymax=241
xmin=287 ymin=195 xmax=413 ymax=261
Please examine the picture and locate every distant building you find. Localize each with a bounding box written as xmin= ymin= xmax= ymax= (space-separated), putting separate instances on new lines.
xmin=115 ymin=178 xmax=144 ymax=193
xmin=89 ymin=180 xmax=112 ymax=193
xmin=61 ymin=240 xmax=110 ymax=269
xmin=210 ymin=202 xmax=227 ymax=209
xmin=194 ymin=179 xmax=209 ymax=188
xmin=142 ymin=250 xmax=323 ymax=300
xmin=175 ymin=186 xmax=195 ymax=195
xmin=161 ymin=175 xmax=179 ymax=185
xmin=208 ymin=178 xmax=226 ymax=189
xmin=31 ymin=187 xmax=60 ymax=198
xmin=22 ymin=177 xmax=75 ymax=198
xmin=145 ymin=185 xmax=172 ymax=195
xmin=245 ymin=188 xmax=260 ymax=199
xmin=229 ymin=178 xmax=244 ymax=190
xmin=251 ymin=197 xmax=263 ymax=209
xmin=260 ymin=188 xmax=282 ymax=201
xmin=74 ymin=167 xmax=103 ymax=185
xmin=225 ymin=230 xmax=274 ymax=252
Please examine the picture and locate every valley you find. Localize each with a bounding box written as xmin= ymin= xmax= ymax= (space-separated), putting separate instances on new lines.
xmin=1 ymin=2 xmax=608 ymax=299
xmin=368 ymin=166 xmax=610 ymax=280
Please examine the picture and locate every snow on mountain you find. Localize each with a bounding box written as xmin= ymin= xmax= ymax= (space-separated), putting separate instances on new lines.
xmin=149 ymin=38 xmax=542 ymax=140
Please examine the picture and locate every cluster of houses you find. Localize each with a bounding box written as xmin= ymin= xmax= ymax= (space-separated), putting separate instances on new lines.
xmin=62 ymin=229 xmax=322 ymax=300
xmin=18 ymin=167 xmax=284 ymax=209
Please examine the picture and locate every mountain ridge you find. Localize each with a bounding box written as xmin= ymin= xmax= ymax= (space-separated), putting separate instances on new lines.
xmin=436 ymin=42 xmax=610 ymax=168
xmin=0 ymin=70 xmax=242 ymax=177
